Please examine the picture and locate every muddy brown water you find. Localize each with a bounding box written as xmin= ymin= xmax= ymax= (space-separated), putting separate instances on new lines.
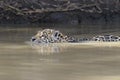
xmin=0 ymin=24 xmax=120 ymax=80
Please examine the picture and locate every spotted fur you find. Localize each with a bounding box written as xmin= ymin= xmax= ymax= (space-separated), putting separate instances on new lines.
xmin=31 ymin=29 xmax=76 ymax=43
xmin=31 ymin=29 xmax=120 ymax=43
xmin=92 ymin=35 xmax=120 ymax=42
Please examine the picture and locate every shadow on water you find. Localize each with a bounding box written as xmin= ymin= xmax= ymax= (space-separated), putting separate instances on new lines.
xmin=0 ymin=24 xmax=120 ymax=80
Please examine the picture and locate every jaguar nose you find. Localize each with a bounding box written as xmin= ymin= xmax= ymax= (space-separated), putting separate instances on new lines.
xmin=31 ymin=37 xmax=36 ymax=42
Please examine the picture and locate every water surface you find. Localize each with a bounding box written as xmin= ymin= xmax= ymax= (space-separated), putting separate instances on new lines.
xmin=0 ymin=24 xmax=120 ymax=80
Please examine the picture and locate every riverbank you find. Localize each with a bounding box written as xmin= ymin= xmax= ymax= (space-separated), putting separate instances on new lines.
xmin=0 ymin=0 xmax=120 ymax=24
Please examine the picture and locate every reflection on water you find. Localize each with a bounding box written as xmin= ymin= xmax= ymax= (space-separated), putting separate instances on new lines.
xmin=0 ymin=24 xmax=120 ymax=80
xmin=30 ymin=42 xmax=62 ymax=55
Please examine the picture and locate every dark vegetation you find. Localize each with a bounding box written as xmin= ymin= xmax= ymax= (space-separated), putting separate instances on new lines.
xmin=0 ymin=0 xmax=120 ymax=24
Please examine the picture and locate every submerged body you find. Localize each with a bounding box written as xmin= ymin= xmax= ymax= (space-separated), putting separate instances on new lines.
xmin=31 ymin=29 xmax=120 ymax=44
xmin=92 ymin=35 xmax=120 ymax=42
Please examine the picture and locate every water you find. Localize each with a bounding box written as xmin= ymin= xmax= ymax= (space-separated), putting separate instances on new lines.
xmin=0 ymin=24 xmax=120 ymax=80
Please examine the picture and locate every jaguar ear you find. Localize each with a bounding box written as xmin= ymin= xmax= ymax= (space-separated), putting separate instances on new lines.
xmin=64 ymin=36 xmax=68 ymax=39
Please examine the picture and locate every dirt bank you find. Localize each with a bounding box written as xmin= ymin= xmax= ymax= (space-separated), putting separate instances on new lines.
xmin=0 ymin=0 xmax=120 ymax=24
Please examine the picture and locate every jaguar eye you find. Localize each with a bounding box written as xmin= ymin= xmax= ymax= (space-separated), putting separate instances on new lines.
xmin=31 ymin=38 xmax=36 ymax=42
